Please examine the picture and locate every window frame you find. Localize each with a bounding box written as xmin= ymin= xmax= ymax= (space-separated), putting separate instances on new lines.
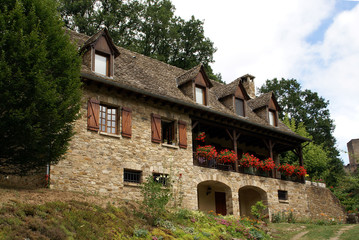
xmin=94 ymin=51 xmax=110 ymax=76
xmin=99 ymin=104 xmax=118 ymax=135
xmin=269 ymin=109 xmax=277 ymax=126
xmin=235 ymin=97 xmax=245 ymax=117
xmin=124 ymin=169 xmax=142 ymax=183
xmin=153 ymin=173 xmax=169 ymax=186
xmin=195 ymin=85 xmax=206 ymax=105
xmin=161 ymin=119 xmax=177 ymax=145
xmin=278 ymin=190 xmax=288 ymax=201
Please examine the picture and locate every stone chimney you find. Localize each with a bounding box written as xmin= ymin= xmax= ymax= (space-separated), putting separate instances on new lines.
xmin=240 ymin=74 xmax=256 ymax=99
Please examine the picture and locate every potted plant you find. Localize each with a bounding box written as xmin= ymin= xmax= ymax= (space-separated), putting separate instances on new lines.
xmin=196 ymin=145 xmax=217 ymax=166
xmin=258 ymin=157 xmax=275 ymax=176
xmin=239 ymin=153 xmax=259 ymax=174
xmin=216 ymin=149 xmax=237 ymax=171
xmin=294 ymin=165 xmax=307 ymax=182
xmin=278 ymin=163 xmax=295 ymax=180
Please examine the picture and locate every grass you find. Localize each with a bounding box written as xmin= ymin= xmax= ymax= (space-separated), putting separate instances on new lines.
xmin=0 ymin=200 xmax=271 ymax=240
xmin=269 ymin=223 xmax=359 ymax=240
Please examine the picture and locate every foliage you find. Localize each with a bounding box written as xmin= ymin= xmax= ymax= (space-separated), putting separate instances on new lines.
xmin=217 ymin=149 xmax=237 ymax=164
xmin=240 ymin=153 xmax=260 ymax=168
xmin=278 ymin=164 xmax=296 ymax=176
xmin=259 ymin=78 xmax=344 ymax=186
xmin=251 ymin=201 xmax=267 ymax=221
xmin=0 ymin=194 xmax=272 ymax=239
xmin=141 ymin=174 xmax=172 ymax=225
xmin=330 ymin=172 xmax=359 ymax=212
xmin=58 ymin=0 xmax=223 ymax=82
xmin=0 ymin=0 xmax=81 ymax=175
xmin=258 ymin=158 xmax=275 ymax=171
xmin=195 ymin=131 xmax=206 ymax=142
xmin=281 ymin=116 xmax=330 ymax=181
xmin=196 ymin=145 xmax=218 ymax=161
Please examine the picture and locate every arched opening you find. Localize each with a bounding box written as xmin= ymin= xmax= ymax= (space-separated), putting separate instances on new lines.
xmin=238 ymin=186 xmax=268 ymax=218
xmin=197 ymin=181 xmax=233 ymax=215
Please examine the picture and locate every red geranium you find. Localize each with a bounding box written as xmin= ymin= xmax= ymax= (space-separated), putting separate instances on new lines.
xmin=217 ymin=149 xmax=237 ymax=164
xmin=239 ymin=153 xmax=260 ymax=168
xmin=195 ymin=132 xmax=206 ymax=142
xmin=278 ymin=163 xmax=295 ymax=176
xmin=196 ymin=145 xmax=217 ymax=160
xmin=259 ymin=158 xmax=275 ymax=171
xmin=294 ymin=166 xmax=307 ymax=177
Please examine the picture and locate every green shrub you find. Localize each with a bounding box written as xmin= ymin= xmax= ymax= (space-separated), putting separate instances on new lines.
xmin=141 ymin=174 xmax=172 ymax=225
xmin=251 ymin=201 xmax=267 ymax=220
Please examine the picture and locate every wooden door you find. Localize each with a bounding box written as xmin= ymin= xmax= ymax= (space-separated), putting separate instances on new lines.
xmin=215 ymin=192 xmax=227 ymax=215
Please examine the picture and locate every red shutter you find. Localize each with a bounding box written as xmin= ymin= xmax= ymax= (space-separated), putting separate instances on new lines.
xmin=178 ymin=120 xmax=187 ymax=149
xmin=122 ymin=107 xmax=132 ymax=138
xmin=87 ymin=98 xmax=100 ymax=131
xmin=151 ymin=114 xmax=161 ymax=143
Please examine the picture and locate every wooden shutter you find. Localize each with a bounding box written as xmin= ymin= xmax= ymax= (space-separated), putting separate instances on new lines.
xmin=122 ymin=107 xmax=132 ymax=138
xmin=151 ymin=114 xmax=161 ymax=143
xmin=87 ymin=98 xmax=100 ymax=131
xmin=178 ymin=120 xmax=187 ymax=148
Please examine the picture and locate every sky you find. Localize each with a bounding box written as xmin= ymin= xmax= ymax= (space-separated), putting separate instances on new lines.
xmin=171 ymin=0 xmax=359 ymax=164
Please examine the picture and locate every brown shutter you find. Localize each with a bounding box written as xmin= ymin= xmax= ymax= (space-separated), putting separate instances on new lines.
xmin=87 ymin=98 xmax=100 ymax=131
xmin=178 ymin=120 xmax=187 ymax=149
xmin=122 ymin=107 xmax=132 ymax=138
xmin=151 ymin=114 xmax=161 ymax=143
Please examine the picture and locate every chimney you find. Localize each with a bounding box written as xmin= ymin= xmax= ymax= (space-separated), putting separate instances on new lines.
xmin=240 ymin=74 xmax=256 ymax=99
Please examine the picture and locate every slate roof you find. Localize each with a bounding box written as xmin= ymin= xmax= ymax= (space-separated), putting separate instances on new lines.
xmin=248 ymin=92 xmax=281 ymax=111
xmin=248 ymin=92 xmax=273 ymax=110
xmin=68 ymin=29 xmax=304 ymax=139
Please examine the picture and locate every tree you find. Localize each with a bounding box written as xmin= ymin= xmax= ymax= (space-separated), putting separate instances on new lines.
xmin=259 ymin=78 xmax=345 ymax=186
xmin=0 ymin=0 xmax=82 ymax=175
xmin=58 ymin=0 xmax=223 ymax=82
xmin=281 ymin=117 xmax=330 ymax=180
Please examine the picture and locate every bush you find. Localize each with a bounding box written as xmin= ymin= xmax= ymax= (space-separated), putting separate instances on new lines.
xmin=141 ymin=174 xmax=172 ymax=225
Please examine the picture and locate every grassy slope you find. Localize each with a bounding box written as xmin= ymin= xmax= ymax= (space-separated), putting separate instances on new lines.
xmin=0 ymin=199 xmax=270 ymax=240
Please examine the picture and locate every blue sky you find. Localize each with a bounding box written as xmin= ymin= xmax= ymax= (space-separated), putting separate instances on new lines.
xmin=172 ymin=0 xmax=359 ymax=164
xmin=306 ymin=0 xmax=358 ymax=44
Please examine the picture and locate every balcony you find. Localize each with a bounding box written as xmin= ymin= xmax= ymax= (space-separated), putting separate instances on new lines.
xmin=193 ymin=153 xmax=304 ymax=183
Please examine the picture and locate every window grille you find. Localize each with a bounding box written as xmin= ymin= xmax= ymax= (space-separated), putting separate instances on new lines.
xmin=124 ymin=169 xmax=141 ymax=183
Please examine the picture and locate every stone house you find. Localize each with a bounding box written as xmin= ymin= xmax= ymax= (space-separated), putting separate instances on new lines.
xmin=4 ymin=28 xmax=345 ymax=220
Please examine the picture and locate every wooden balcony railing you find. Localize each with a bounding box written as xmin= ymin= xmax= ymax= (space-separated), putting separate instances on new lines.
xmin=193 ymin=152 xmax=304 ymax=183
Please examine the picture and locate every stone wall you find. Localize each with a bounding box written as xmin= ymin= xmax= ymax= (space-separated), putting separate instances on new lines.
xmin=0 ymin=170 xmax=46 ymax=189
xmin=50 ymin=84 xmax=346 ymax=222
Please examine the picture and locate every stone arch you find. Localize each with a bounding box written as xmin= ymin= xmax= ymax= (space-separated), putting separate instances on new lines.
xmin=238 ymin=185 xmax=268 ymax=218
xmin=197 ymin=181 xmax=233 ymax=215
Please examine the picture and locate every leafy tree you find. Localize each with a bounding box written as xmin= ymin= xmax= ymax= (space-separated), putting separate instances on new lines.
xmin=331 ymin=172 xmax=359 ymax=212
xmin=58 ymin=0 xmax=223 ymax=82
xmin=259 ymin=78 xmax=344 ymax=186
xmin=281 ymin=117 xmax=330 ymax=180
xmin=0 ymin=0 xmax=82 ymax=175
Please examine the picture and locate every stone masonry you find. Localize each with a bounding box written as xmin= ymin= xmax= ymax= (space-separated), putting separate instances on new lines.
xmin=50 ymin=85 xmax=346 ymax=222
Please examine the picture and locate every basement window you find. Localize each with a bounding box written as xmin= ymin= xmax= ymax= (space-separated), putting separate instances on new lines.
xmin=153 ymin=173 xmax=169 ymax=186
xmin=278 ymin=190 xmax=288 ymax=201
xmin=124 ymin=169 xmax=141 ymax=183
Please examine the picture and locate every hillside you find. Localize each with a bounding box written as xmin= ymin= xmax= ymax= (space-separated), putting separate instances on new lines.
xmin=0 ymin=188 xmax=271 ymax=239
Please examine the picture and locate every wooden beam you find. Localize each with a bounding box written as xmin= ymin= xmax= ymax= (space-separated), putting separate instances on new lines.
xmin=192 ymin=121 xmax=198 ymax=130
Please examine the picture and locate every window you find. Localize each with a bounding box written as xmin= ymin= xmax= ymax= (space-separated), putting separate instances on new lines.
xmin=235 ymin=98 xmax=245 ymax=116
xmin=124 ymin=169 xmax=141 ymax=183
xmin=195 ymin=86 xmax=206 ymax=105
xmin=99 ymin=105 xmax=117 ymax=134
xmin=162 ymin=120 xmax=175 ymax=144
xmin=269 ymin=110 xmax=277 ymax=126
xmin=278 ymin=190 xmax=288 ymax=201
xmin=153 ymin=173 xmax=169 ymax=186
xmin=95 ymin=52 xmax=109 ymax=76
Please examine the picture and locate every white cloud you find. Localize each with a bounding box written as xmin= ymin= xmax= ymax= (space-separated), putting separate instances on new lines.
xmin=172 ymin=0 xmax=359 ymax=164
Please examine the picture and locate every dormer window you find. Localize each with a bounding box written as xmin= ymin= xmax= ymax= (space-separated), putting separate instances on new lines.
xmin=95 ymin=52 xmax=109 ymax=76
xmin=269 ymin=110 xmax=277 ymax=126
xmin=195 ymin=86 xmax=206 ymax=105
xmin=235 ymin=98 xmax=245 ymax=117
